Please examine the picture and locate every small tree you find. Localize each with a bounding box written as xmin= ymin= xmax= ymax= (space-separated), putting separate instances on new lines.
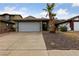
xmin=59 ymin=25 xmax=68 ymax=32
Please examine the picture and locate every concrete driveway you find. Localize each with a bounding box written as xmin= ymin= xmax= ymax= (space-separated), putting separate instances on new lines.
xmin=0 ymin=32 xmax=48 ymax=56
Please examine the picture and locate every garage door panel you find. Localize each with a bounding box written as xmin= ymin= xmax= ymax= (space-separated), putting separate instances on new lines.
xmin=19 ymin=22 xmax=41 ymax=32
xmin=74 ymin=22 xmax=79 ymax=31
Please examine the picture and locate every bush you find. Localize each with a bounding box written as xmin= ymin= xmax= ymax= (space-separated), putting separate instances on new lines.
xmin=59 ymin=25 xmax=67 ymax=32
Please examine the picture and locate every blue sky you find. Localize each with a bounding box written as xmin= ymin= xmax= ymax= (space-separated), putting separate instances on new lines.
xmin=0 ymin=3 xmax=79 ymax=19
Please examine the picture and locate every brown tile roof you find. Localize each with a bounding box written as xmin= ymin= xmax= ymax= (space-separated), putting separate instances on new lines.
xmin=0 ymin=13 xmax=23 ymax=20
xmin=56 ymin=15 xmax=79 ymax=25
xmin=0 ymin=13 xmax=21 ymax=16
xmin=24 ymin=16 xmax=36 ymax=20
xmin=68 ymin=15 xmax=79 ymax=20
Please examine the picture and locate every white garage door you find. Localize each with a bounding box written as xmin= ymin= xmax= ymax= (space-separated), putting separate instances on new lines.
xmin=74 ymin=22 xmax=79 ymax=31
xmin=19 ymin=22 xmax=41 ymax=32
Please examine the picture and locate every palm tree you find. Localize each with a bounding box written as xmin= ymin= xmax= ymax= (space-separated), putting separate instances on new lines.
xmin=43 ymin=3 xmax=57 ymax=33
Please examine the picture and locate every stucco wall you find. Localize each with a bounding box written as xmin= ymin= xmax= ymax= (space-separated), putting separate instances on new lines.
xmin=0 ymin=22 xmax=7 ymax=33
xmin=0 ymin=21 xmax=12 ymax=33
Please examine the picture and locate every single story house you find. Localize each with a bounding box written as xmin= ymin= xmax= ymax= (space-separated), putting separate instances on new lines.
xmin=57 ymin=15 xmax=79 ymax=31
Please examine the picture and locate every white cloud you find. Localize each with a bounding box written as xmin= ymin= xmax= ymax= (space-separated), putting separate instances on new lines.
xmin=55 ymin=8 xmax=79 ymax=19
xmin=30 ymin=11 xmax=48 ymax=18
xmin=56 ymin=13 xmax=79 ymax=20
xmin=55 ymin=8 xmax=69 ymax=19
xmin=72 ymin=3 xmax=79 ymax=7
xmin=56 ymin=9 xmax=69 ymax=15
xmin=39 ymin=11 xmax=48 ymax=18
xmin=0 ymin=6 xmax=30 ymax=18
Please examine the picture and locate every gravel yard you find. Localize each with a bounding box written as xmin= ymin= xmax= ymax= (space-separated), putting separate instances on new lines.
xmin=43 ymin=31 xmax=79 ymax=50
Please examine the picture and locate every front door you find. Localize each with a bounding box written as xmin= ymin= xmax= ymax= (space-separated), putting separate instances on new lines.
xmin=42 ymin=22 xmax=48 ymax=31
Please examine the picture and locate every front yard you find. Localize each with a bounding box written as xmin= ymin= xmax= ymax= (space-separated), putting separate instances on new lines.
xmin=43 ymin=31 xmax=79 ymax=50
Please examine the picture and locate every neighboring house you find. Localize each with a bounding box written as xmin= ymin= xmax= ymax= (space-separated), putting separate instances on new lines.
xmin=0 ymin=20 xmax=14 ymax=33
xmin=0 ymin=13 xmax=22 ymax=33
xmin=57 ymin=15 xmax=79 ymax=31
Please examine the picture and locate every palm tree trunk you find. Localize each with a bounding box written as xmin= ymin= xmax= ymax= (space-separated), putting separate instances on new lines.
xmin=49 ymin=12 xmax=56 ymax=33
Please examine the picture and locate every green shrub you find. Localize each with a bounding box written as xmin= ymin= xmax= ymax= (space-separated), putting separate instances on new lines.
xmin=59 ymin=25 xmax=67 ymax=32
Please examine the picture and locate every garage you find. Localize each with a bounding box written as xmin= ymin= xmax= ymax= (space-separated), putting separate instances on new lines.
xmin=14 ymin=16 xmax=49 ymax=32
xmin=18 ymin=22 xmax=41 ymax=32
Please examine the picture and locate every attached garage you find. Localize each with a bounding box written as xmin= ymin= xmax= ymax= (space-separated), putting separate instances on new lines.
xmin=14 ymin=16 xmax=49 ymax=32
xmin=18 ymin=22 xmax=41 ymax=32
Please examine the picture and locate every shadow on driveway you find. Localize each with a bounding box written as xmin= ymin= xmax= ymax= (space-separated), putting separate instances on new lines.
xmin=42 ymin=31 xmax=79 ymax=50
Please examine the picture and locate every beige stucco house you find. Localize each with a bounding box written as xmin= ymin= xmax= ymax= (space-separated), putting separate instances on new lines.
xmin=0 ymin=13 xmax=22 ymax=33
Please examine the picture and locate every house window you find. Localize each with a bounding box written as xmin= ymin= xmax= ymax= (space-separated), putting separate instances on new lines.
xmin=5 ymin=15 xmax=9 ymax=20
